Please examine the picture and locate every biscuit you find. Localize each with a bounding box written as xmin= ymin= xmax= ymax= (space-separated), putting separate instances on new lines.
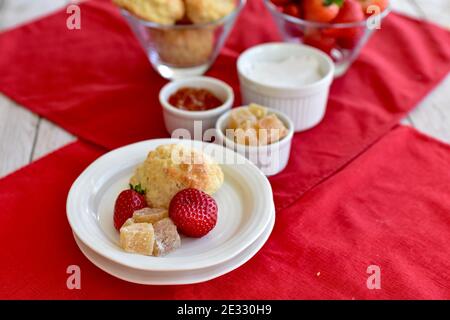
xmin=113 ymin=0 xmax=185 ymax=25
xmin=185 ymin=0 xmax=236 ymax=24
xmin=130 ymin=144 xmax=224 ymax=208
xmin=151 ymin=28 xmax=213 ymax=67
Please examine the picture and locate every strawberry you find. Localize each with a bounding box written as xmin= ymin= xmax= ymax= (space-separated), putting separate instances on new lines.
xmin=329 ymin=0 xmax=365 ymax=49
xmin=333 ymin=0 xmax=365 ymax=23
xmin=113 ymin=184 xmax=147 ymax=230
xmin=169 ymin=188 xmax=218 ymax=238
xmin=358 ymin=0 xmax=389 ymax=15
xmin=283 ymin=3 xmax=302 ymax=18
xmin=303 ymin=29 xmax=337 ymax=54
xmin=271 ymin=0 xmax=293 ymax=6
xmin=303 ymin=0 xmax=343 ymax=23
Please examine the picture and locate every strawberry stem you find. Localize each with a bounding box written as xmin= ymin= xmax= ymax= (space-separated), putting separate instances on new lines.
xmin=130 ymin=183 xmax=146 ymax=195
xmin=323 ymin=0 xmax=344 ymax=7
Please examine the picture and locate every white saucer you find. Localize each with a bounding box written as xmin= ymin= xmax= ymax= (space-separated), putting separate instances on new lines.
xmin=74 ymin=211 xmax=274 ymax=285
xmin=67 ymin=139 xmax=274 ymax=272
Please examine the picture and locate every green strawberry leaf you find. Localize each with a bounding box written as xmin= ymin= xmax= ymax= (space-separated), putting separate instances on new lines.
xmin=324 ymin=0 xmax=344 ymax=7
xmin=130 ymin=183 xmax=146 ymax=195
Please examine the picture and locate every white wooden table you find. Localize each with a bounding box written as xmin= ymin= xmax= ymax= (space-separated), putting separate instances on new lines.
xmin=0 ymin=0 xmax=449 ymax=178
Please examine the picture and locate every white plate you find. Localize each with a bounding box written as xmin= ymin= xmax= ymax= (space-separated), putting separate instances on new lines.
xmin=67 ymin=139 xmax=274 ymax=272
xmin=73 ymin=211 xmax=275 ymax=285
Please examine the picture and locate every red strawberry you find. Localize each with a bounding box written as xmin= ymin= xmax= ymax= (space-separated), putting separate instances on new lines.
xmin=303 ymin=29 xmax=337 ymax=54
xmin=113 ymin=185 xmax=147 ymax=230
xmin=283 ymin=4 xmax=302 ymax=18
xmin=271 ymin=0 xmax=292 ymax=6
xmin=169 ymin=188 xmax=218 ymax=238
xmin=333 ymin=0 xmax=365 ymax=23
xmin=330 ymin=0 xmax=365 ymax=49
xmin=358 ymin=0 xmax=389 ymax=15
xmin=303 ymin=0 xmax=342 ymax=23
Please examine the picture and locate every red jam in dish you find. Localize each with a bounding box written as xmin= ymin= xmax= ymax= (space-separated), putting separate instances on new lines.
xmin=168 ymin=87 xmax=223 ymax=111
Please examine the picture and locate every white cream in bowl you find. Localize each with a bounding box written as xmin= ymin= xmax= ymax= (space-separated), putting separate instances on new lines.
xmin=243 ymin=55 xmax=323 ymax=88
xmin=237 ymin=43 xmax=335 ymax=132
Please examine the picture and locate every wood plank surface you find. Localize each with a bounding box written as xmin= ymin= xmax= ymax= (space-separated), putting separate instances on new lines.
xmin=0 ymin=95 xmax=38 ymax=176
xmin=32 ymin=119 xmax=75 ymax=161
xmin=407 ymin=0 xmax=450 ymax=143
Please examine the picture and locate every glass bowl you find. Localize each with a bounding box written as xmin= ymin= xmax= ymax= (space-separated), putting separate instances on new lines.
xmin=121 ymin=0 xmax=246 ymax=80
xmin=264 ymin=0 xmax=390 ymax=77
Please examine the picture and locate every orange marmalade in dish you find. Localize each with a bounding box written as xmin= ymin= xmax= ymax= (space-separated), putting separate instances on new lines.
xmin=168 ymin=87 xmax=223 ymax=111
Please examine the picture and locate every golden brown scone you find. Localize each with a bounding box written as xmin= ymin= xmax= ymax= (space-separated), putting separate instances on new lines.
xmin=184 ymin=0 xmax=236 ymax=24
xmin=151 ymin=28 xmax=214 ymax=67
xmin=130 ymin=144 xmax=224 ymax=208
xmin=113 ymin=0 xmax=185 ymax=25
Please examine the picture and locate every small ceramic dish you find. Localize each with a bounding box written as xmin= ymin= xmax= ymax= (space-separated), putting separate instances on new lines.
xmin=159 ymin=76 xmax=234 ymax=139
xmin=237 ymin=42 xmax=334 ymax=132
xmin=215 ymin=106 xmax=294 ymax=176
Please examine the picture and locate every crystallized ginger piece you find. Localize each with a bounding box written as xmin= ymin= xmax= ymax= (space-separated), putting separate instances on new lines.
xmin=256 ymin=114 xmax=288 ymax=145
xmin=153 ymin=218 xmax=181 ymax=257
xmin=122 ymin=218 xmax=135 ymax=228
xmin=133 ymin=207 xmax=168 ymax=224
xmin=228 ymin=108 xmax=257 ymax=130
xmin=120 ymin=223 xmax=155 ymax=256
xmin=248 ymin=103 xmax=268 ymax=120
xmin=233 ymin=120 xmax=258 ymax=146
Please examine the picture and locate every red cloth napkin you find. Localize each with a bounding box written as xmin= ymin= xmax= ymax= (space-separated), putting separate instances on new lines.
xmin=0 ymin=0 xmax=449 ymax=212
xmin=0 ymin=127 xmax=448 ymax=299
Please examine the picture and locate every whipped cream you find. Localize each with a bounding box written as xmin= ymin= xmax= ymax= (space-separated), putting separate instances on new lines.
xmin=245 ymin=55 xmax=323 ymax=87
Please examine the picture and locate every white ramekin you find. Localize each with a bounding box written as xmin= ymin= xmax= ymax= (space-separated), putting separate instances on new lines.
xmin=159 ymin=76 xmax=234 ymax=139
xmin=215 ymin=106 xmax=294 ymax=176
xmin=237 ymin=43 xmax=334 ymax=132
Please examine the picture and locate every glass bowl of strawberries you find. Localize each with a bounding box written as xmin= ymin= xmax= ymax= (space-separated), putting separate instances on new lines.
xmin=265 ymin=0 xmax=390 ymax=76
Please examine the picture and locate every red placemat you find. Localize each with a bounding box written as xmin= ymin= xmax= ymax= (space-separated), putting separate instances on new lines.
xmin=1 ymin=0 xmax=450 ymax=211
xmin=0 ymin=127 xmax=448 ymax=299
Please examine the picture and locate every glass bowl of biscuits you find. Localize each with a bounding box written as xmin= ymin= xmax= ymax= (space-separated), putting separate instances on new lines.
xmin=114 ymin=0 xmax=246 ymax=79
